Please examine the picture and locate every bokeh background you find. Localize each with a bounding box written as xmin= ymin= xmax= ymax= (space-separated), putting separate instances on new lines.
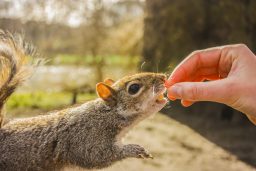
xmin=1 ymin=0 xmax=256 ymax=171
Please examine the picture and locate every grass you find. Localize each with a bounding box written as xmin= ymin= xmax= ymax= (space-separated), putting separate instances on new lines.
xmin=47 ymin=54 xmax=140 ymax=66
xmin=6 ymin=91 xmax=97 ymax=111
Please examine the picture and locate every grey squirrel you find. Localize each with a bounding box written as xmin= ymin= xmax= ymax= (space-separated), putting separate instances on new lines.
xmin=0 ymin=30 xmax=167 ymax=171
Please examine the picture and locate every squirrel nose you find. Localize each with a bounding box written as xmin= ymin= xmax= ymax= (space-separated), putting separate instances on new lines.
xmin=153 ymin=74 xmax=167 ymax=86
xmin=158 ymin=74 xmax=167 ymax=82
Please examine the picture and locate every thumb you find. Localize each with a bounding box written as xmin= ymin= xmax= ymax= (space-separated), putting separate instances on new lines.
xmin=167 ymin=80 xmax=232 ymax=103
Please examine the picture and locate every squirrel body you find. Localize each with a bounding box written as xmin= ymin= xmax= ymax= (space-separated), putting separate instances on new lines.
xmin=0 ymin=31 xmax=167 ymax=171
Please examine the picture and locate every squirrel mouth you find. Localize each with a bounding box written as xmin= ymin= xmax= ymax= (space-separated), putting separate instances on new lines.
xmin=155 ymin=88 xmax=167 ymax=104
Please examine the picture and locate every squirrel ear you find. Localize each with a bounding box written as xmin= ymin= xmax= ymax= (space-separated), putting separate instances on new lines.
xmin=96 ymin=82 xmax=116 ymax=101
xmin=104 ymin=78 xmax=115 ymax=86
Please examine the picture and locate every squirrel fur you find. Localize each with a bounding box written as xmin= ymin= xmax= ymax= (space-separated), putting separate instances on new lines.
xmin=0 ymin=31 xmax=167 ymax=171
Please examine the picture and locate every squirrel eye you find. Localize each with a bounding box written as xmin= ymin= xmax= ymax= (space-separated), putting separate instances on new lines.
xmin=128 ymin=83 xmax=141 ymax=95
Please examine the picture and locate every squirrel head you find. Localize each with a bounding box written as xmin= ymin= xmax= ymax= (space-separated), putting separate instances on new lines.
xmin=96 ymin=73 xmax=167 ymax=117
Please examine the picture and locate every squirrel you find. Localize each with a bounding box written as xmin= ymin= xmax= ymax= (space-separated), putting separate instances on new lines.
xmin=0 ymin=30 xmax=168 ymax=171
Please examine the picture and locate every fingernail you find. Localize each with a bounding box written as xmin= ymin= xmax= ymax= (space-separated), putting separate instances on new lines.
xmin=167 ymin=94 xmax=176 ymax=101
xmin=171 ymin=85 xmax=182 ymax=98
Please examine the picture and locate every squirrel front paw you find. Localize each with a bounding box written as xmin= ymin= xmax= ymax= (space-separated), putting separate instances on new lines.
xmin=122 ymin=144 xmax=153 ymax=159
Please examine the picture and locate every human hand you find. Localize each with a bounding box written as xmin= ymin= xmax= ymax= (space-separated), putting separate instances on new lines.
xmin=165 ymin=44 xmax=256 ymax=124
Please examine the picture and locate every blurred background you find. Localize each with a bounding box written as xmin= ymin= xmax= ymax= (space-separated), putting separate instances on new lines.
xmin=1 ymin=0 xmax=256 ymax=171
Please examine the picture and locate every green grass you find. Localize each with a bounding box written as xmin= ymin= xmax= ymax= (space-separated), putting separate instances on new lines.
xmin=48 ymin=54 xmax=139 ymax=66
xmin=7 ymin=91 xmax=97 ymax=111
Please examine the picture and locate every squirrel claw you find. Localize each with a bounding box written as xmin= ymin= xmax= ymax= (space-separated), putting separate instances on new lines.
xmin=137 ymin=151 xmax=153 ymax=159
xmin=122 ymin=144 xmax=153 ymax=159
xmin=138 ymin=154 xmax=145 ymax=159
xmin=138 ymin=152 xmax=153 ymax=159
xmin=148 ymin=154 xmax=154 ymax=159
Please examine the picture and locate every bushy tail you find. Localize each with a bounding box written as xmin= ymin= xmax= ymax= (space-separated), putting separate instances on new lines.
xmin=0 ymin=30 xmax=39 ymax=127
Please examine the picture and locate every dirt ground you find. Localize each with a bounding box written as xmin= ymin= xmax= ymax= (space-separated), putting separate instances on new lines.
xmin=95 ymin=114 xmax=255 ymax=171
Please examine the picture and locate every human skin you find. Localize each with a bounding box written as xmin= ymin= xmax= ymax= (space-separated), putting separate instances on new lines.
xmin=165 ymin=44 xmax=256 ymax=124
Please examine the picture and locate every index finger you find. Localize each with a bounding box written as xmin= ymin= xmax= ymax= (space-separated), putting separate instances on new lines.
xmin=166 ymin=47 xmax=223 ymax=87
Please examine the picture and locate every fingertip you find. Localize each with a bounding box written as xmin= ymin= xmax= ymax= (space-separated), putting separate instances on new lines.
xmin=181 ymin=100 xmax=194 ymax=107
xmin=167 ymin=85 xmax=183 ymax=100
xmin=165 ymin=77 xmax=175 ymax=88
xmin=164 ymin=80 xmax=170 ymax=88
xmin=168 ymin=95 xmax=176 ymax=101
xmin=167 ymin=89 xmax=176 ymax=100
xmin=168 ymin=85 xmax=182 ymax=99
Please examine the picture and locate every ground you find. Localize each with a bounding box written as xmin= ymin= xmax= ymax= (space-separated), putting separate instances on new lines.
xmin=68 ymin=113 xmax=255 ymax=171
